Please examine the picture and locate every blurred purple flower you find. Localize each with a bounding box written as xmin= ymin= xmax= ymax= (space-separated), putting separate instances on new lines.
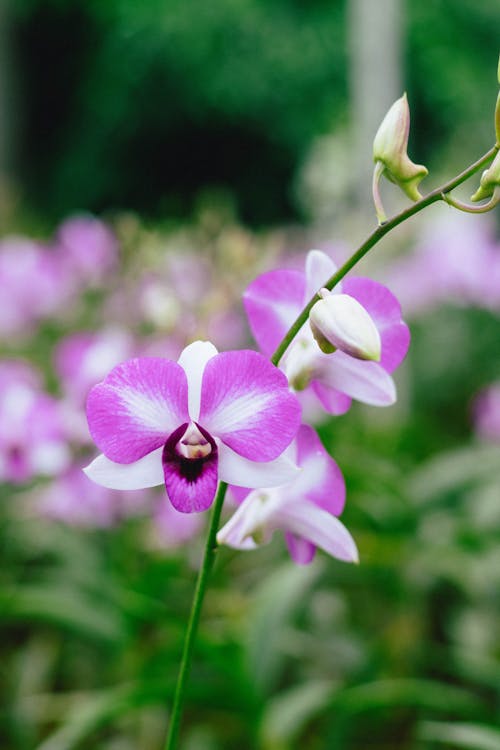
xmin=473 ymin=383 xmax=500 ymax=442
xmin=55 ymin=328 xmax=134 ymax=406
xmin=217 ymin=425 xmax=358 ymax=565
xmin=84 ymin=341 xmax=301 ymax=513
xmin=36 ymin=463 xmax=152 ymax=527
xmin=385 ymin=214 xmax=500 ymax=316
xmin=0 ymin=361 xmax=70 ymax=484
xmin=152 ymin=499 xmax=204 ymax=548
xmin=55 ymin=214 xmax=118 ymax=286
xmin=244 ymin=249 xmax=410 ymax=416
xmin=0 ymin=238 xmax=71 ymax=339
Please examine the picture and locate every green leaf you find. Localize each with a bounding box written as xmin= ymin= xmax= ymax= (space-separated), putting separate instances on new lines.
xmin=419 ymin=720 xmax=500 ymax=750
xmin=0 ymin=585 xmax=124 ymax=644
xmin=245 ymin=560 xmax=322 ymax=693
xmin=409 ymin=444 xmax=500 ymax=504
xmin=259 ymin=680 xmax=333 ymax=750
xmin=331 ymin=679 xmax=483 ymax=716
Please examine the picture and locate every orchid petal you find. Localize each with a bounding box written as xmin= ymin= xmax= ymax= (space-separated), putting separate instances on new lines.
xmin=162 ymin=424 xmax=218 ymax=513
xmin=277 ymin=501 xmax=359 ymax=563
xmin=83 ymin=448 xmax=165 ymax=489
xmin=284 ymin=532 xmax=317 ymax=565
xmin=342 ymin=277 xmax=410 ymax=372
xmin=177 ymin=340 xmax=218 ymax=422
xmin=294 ymin=425 xmax=346 ymax=514
xmin=319 ymin=351 xmax=396 ymax=406
xmin=86 ymin=358 xmax=188 ymax=463
xmin=311 ymin=380 xmax=352 ymax=416
xmin=244 ymin=269 xmax=304 ymax=356
xmin=305 ymin=250 xmax=338 ymax=300
xmin=216 ymin=498 xmax=262 ymax=550
xmin=218 ymin=442 xmax=300 ymax=488
xmin=200 ymin=350 xmax=301 ymax=461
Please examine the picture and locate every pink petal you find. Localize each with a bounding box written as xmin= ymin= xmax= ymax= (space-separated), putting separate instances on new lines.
xmin=278 ymin=501 xmax=359 ymax=563
xmin=162 ymin=423 xmax=218 ymax=513
xmin=177 ymin=340 xmax=218 ymax=422
xmin=311 ymin=380 xmax=353 ymax=416
xmin=86 ymin=358 xmax=188 ymax=463
xmin=294 ymin=425 xmax=345 ymax=515
xmin=199 ymin=350 xmax=301 ymax=461
xmin=304 ymin=250 xmax=339 ymax=300
xmin=342 ymin=277 xmax=410 ymax=373
xmin=83 ymin=448 xmax=165 ymax=489
xmin=217 ymin=442 xmax=300 ymax=488
xmin=244 ymin=269 xmax=304 ymax=356
xmin=284 ymin=532 xmax=317 ymax=565
xmin=318 ymin=351 xmax=396 ymax=407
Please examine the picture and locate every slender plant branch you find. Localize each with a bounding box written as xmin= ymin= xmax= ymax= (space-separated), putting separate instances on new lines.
xmin=163 ymin=143 xmax=498 ymax=750
xmin=164 ymin=481 xmax=228 ymax=750
xmin=271 ymin=144 xmax=499 ymax=366
xmin=442 ymin=185 xmax=500 ymax=214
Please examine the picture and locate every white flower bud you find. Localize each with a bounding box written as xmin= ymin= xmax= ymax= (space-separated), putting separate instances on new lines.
xmin=373 ymin=93 xmax=428 ymax=202
xmin=309 ymin=290 xmax=381 ymax=361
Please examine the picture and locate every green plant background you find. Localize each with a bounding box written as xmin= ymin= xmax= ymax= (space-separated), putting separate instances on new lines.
xmin=1 ymin=1 xmax=500 ymax=748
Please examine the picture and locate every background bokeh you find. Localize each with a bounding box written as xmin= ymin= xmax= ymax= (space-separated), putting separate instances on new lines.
xmin=1 ymin=1 xmax=500 ymax=748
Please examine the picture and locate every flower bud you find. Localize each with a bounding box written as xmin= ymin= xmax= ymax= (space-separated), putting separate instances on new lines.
xmin=470 ymin=150 xmax=500 ymax=202
xmin=309 ymin=290 xmax=381 ymax=361
xmin=373 ymin=93 xmax=428 ymax=201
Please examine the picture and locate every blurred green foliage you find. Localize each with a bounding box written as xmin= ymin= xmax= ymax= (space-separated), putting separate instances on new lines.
xmin=9 ymin=0 xmax=500 ymax=224
xmin=1 ymin=1 xmax=500 ymax=748
xmin=2 ymin=236 xmax=500 ymax=747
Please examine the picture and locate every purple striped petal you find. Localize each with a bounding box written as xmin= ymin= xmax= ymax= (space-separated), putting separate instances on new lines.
xmin=285 ymin=532 xmax=317 ymax=565
xmin=311 ymin=380 xmax=353 ymax=416
xmin=244 ymin=269 xmax=304 ymax=356
xmin=318 ymin=351 xmax=396 ymax=407
xmin=86 ymin=358 xmax=188 ymax=463
xmin=294 ymin=425 xmax=345 ymax=515
xmin=342 ymin=277 xmax=410 ymax=373
xmin=199 ymin=350 xmax=301 ymax=461
xmin=162 ymin=423 xmax=218 ymax=513
xmin=305 ymin=250 xmax=339 ymax=300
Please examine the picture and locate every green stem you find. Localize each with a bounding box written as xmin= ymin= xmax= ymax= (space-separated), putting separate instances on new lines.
xmin=372 ymin=160 xmax=388 ymax=225
xmin=163 ymin=481 xmax=228 ymax=750
xmin=271 ymin=144 xmax=499 ymax=366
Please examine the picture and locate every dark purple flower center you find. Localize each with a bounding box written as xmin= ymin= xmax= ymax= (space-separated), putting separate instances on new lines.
xmin=162 ymin=422 xmax=218 ymax=484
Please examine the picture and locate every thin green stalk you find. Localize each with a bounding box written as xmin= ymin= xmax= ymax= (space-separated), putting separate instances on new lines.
xmin=163 ymin=481 xmax=228 ymax=750
xmin=271 ymin=144 xmax=499 ymax=366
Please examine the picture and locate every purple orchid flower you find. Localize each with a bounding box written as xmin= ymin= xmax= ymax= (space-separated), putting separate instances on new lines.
xmin=217 ymin=425 xmax=358 ymax=565
xmin=0 ymin=361 xmax=70 ymax=484
xmin=84 ymin=341 xmax=302 ymax=513
xmin=244 ymin=249 xmax=410 ymax=415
